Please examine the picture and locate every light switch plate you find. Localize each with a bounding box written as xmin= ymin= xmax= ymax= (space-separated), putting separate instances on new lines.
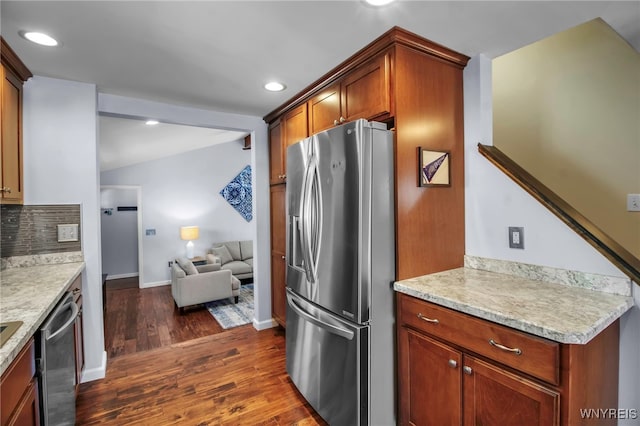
xmin=627 ymin=194 xmax=640 ymax=212
xmin=57 ymin=224 xmax=79 ymax=242
xmin=509 ymin=226 xmax=524 ymax=249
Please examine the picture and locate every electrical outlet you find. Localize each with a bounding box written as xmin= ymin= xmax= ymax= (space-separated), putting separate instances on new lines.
xmin=145 ymin=229 xmax=156 ymax=236
xmin=168 ymin=261 xmax=173 ymax=267
xmin=57 ymin=224 xmax=79 ymax=242
xmin=509 ymin=227 xmax=524 ymax=249
xmin=627 ymin=194 xmax=640 ymax=212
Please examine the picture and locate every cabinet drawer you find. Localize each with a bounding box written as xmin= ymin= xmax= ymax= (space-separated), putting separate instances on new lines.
xmin=398 ymin=293 xmax=560 ymax=385
xmin=0 ymin=338 xmax=36 ymax=425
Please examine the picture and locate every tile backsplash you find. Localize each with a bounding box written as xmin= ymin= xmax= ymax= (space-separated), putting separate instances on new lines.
xmin=1 ymin=205 xmax=81 ymax=257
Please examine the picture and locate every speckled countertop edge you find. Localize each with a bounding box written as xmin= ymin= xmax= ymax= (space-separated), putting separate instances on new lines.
xmin=464 ymin=255 xmax=632 ymax=296
xmin=0 ymin=260 xmax=85 ymax=376
xmin=394 ymin=267 xmax=634 ymax=344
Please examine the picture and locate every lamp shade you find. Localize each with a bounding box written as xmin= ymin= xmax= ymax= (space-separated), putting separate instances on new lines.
xmin=180 ymin=226 xmax=199 ymax=241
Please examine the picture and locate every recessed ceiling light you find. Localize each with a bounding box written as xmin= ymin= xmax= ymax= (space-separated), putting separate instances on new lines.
xmin=20 ymin=31 xmax=58 ymax=47
xmin=264 ymin=81 xmax=286 ymax=92
xmin=145 ymin=120 xmax=159 ymax=126
xmin=364 ymin=0 xmax=395 ymax=6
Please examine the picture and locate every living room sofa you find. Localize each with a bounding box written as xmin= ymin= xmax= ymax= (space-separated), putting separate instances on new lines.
xmin=207 ymin=240 xmax=253 ymax=281
xmin=171 ymin=258 xmax=240 ymax=312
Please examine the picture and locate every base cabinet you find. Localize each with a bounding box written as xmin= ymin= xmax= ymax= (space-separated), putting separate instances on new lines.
xmin=463 ymin=355 xmax=559 ymax=426
xmin=398 ymin=293 xmax=619 ymax=426
xmin=0 ymin=338 xmax=40 ymax=426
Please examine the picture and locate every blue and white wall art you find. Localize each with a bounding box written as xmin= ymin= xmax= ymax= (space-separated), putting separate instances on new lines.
xmin=220 ymin=165 xmax=253 ymax=222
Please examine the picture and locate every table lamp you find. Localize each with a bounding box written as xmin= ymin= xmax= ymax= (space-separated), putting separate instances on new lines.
xmin=180 ymin=226 xmax=199 ymax=259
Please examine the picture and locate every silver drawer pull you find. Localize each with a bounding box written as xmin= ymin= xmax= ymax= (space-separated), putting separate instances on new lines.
xmin=417 ymin=313 xmax=439 ymax=324
xmin=463 ymin=366 xmax=473 ymax=375
xmin=489 ymin=339 xmax=522 ymax=355
xmin=448 ymin=359 xmax=457 ymax=368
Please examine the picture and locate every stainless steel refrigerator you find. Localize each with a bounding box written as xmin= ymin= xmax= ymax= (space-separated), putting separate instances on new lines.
xmin=285 ymin=119 xmax=396 ymax=426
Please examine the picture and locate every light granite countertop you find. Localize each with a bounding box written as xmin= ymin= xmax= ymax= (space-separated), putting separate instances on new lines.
xmin=0 ymin=260 xmax=85 ymax=376
xmin=394 ymin=265 xmax=634 ymax=344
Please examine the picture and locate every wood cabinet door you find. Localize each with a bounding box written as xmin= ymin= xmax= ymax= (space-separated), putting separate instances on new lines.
xmin=271 ymin=252 xmax=287 ymax=327
xmin=270 ymin=185 xmax=287 ymax=327
xmin=270 ymin=184 xmax=286 ymax=254
xmin=283 ymin=104 xmax=308 ymax=147
xmin=341 ymin=52 xmax=391 ymax=123
xmin=308 ymin=83 xmax=341 ymax=135
xmin=1 ymin=64 xmax=24 ymax=204
xmin=463 ymin=356 xmax=560 ymax=426
xmin=398 ymin=328 xmax=462 ymax=426
xmin=269 ymin=121 xmax=284 ymax=185
xmin=8 ymin=379 xmax=40 ymax=426
xmin=280 ymin=103 xmax=308 ymax=184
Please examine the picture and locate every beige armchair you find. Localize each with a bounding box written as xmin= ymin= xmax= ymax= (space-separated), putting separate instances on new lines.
xmin=171 ymin=257 xmax=240 ymax=313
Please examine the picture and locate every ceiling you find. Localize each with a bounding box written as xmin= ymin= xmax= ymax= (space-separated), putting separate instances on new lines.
xmin=99 ymin=116 xmax=247 ymax=171
xmin=2 ymin=1 xmax=639 ymax=170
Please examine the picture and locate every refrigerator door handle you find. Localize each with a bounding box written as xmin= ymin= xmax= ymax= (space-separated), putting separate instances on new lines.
xmin=309 ymin=154 xmax=323 ymax=280
xmin=301 ymin=155 xmax=319 ymax=284
xmin=287 ymin=290 xmax=354 ymax=341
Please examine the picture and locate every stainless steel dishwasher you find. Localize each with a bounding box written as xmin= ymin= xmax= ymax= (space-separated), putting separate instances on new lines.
xmin=37 ymin=291 xmax=79 ymax=426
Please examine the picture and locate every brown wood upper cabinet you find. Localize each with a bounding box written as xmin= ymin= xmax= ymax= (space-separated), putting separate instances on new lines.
xmin=269 ymin=120 xmax=284 ymax=185
xmin=308 ymin=52 xmax=391 ymax=135
xmin=340 ymin=52 xmax=391 ymax=123
xmin=269 ymin=104 xmax=309 ymax=185
xmin=1 ymin=37 xmax=32 ymax=205
xmin=265 ymin=27 xmax=471 ymax=281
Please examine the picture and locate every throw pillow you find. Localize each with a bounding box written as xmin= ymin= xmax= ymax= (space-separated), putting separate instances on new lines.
xmin=211 ymin=245 xmax=233 ymax=265
xmin=176 ymin=257 xmax=199 ymax=275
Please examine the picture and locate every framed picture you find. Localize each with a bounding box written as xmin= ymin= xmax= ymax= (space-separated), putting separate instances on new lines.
xmin=418 ymin=148 xmax=450 ymax=187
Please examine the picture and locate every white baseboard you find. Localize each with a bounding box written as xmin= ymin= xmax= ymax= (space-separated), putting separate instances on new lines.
xmin=80 ymin=350 xmax=107 ymax=383
xmin=253 ymin=317 xmax=278 ymax=330
xmin=106 ymin=272 xmax=139 ymax=280
xmin=140 ymin=280 xmax=170 ymax=289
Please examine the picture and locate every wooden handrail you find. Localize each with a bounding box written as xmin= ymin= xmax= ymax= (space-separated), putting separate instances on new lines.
xmin=478 ymin=143 xmax=640 ymax=285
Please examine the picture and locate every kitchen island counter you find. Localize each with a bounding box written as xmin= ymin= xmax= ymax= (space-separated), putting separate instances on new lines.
xmin=394 ymin=263 xmax=633 ymax=344
xmin=0 ymin=260 xmax=85 ymax=376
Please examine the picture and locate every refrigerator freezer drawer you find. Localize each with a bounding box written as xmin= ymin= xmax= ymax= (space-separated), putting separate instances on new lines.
xmin=286 ymin=288 xmax=369 ymax=426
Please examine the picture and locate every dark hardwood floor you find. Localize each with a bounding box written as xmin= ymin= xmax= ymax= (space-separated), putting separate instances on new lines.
xmin=103 ymin=278 xmax=225 ymax=358
xmin=78 ymin=279 xmax=326 ymax=425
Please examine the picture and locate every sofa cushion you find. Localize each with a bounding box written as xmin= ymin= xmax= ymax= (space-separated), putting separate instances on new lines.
xmin=176 ymin=257 xmax=198 ymax=275
xmin=211 ymin=245 xmax=233 ymax=265
xmin=222 ymin=241 xmax=242 ymax=261
xmin=196 ymin=263 xmax=221 ymax=273
xmin=240 ymin=240 xmax=253 ymax=261
xmin=221 ymin=260 xmax=252 ymax=276
xmin=243 ymin=258 xmax=253 ymax=269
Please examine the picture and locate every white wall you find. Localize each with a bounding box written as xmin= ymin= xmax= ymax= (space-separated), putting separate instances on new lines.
xmin=465 ymin=55 xmax=639 ymax=421
xmin=22 ymin=76 xmax=106 ymax=382
xmin=100 ymin=141 xmax=252 ymax=285
xmin=100 ymin=187 xmax=139 ymax=279
xmin=98 ymin=94 xmax=273 ymax=329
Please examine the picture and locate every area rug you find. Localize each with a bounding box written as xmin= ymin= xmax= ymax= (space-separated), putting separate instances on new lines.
xmin=206 ymin=284 xmax=253 ymax=329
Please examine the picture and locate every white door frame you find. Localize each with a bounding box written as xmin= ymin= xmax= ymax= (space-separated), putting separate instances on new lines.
xmin=99 ymin=185 xmax=144 ymax=287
